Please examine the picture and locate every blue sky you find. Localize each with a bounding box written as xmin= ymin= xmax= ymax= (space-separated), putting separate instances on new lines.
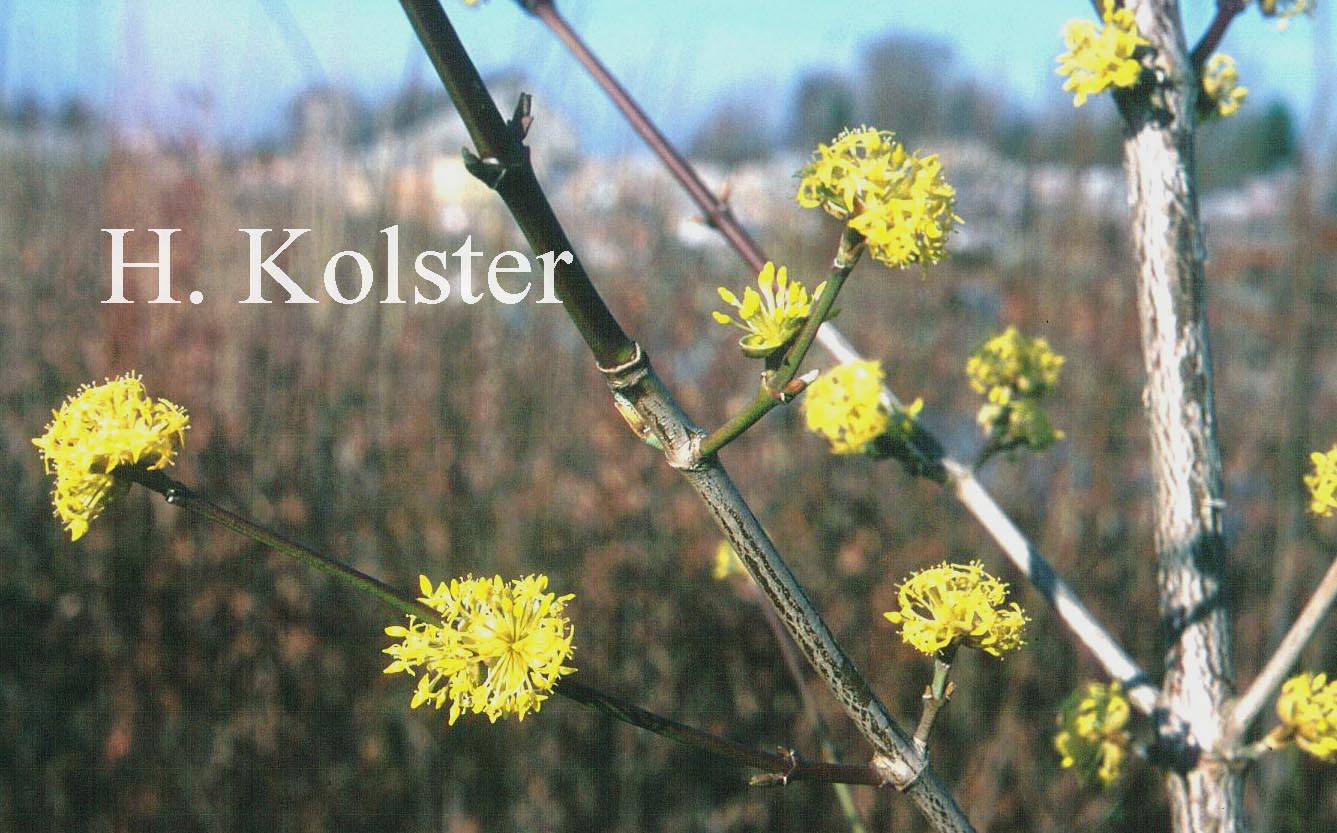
xmin=2 ymin=1 xmax=1330 ymax=150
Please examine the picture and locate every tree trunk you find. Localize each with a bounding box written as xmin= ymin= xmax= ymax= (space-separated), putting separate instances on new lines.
xmin=1118 ymin=2 xmax=1242 ymax=831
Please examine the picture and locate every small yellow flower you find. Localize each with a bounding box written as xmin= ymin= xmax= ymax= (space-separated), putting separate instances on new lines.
xmin=796 ymin=127 xmax=960 ymax=269
xmin=1054 ymin=681 xmax=1132 ymax=786
xmin=712 ymin=540 xmax=748 ymax=581
xmin=32 ymin=372 xmax=189 ymax=540
xmin=713 ymin=262 xmax=826 ymax=357
xmin=1056 ymin=0 xmax=1149 ymax=107
xmin=1261 ymin=0 xmax=1312 ymax=29
xmin=1203 ymin=54 xmax=1247 ymax=118
xmin=1273 ymin=672 xmax=1337 ymax=763
xmin=967 ymin=327 xmax=1065 ymax=451
xmin=384 ymin=574 xmax=576 ymax=725
xmin=1304 ymin=445 xmax=1337 ymax=517
xmin=802 ymin=359 xmax=890 ymax=454
xmin=883 ymin=561 xmax=1028 ymax=657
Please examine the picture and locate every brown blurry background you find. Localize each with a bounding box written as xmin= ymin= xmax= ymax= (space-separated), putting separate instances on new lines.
xmin=3 ymin=21 xmax=1337 ymax=833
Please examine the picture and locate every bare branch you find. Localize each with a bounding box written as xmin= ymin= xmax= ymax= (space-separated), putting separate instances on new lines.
xmin=525 ymin=0 xmax=769 ymax=272
xmin=1190 ymin=1 xmax=1248 ymax=70
xmin=560 ymin=679 xmax=887 ymax=786
xmin=397 ymin=2 xmax=977 ymax=830
xmin=1226 ymin=551 xmax=1337 ymax=744
xmin=602 ymin=348 xmax=976 ymax=832
xmin=947 ymin=461 xmax=1160 ymax=715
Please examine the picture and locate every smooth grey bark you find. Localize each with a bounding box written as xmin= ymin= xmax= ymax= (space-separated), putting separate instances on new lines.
xmin=1119 ymin=2 xmax=1241 ymax=831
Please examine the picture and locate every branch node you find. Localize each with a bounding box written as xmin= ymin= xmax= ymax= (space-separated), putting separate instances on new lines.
xmin=871 ymin=751 xmax=927 ymax=792
xmin=461 ymin=147 xmax=510 ymax=190
xmin=749 ymin=747 xmax=799 ymax=786
xmin=509 ymin=92 xmax=534 ymax=141
xmin=597 ymin=342 xmax=648 ymax=388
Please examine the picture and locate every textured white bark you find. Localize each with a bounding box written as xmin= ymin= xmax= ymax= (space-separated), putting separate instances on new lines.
xmin=1122 ymin=2 xmax=1241 ymax=831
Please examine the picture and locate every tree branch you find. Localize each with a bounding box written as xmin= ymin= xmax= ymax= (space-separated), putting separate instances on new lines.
xmin=520 ymin=0 xmax=1156 ymax=716
xmin=1226 ymin=550 xmax=1337 ymax=744
xmin=521 ymin=0 xmax=770 ymax=273
xmin=560 ymin=679 xmax=886 ymax=786
xmin=120 ymin=465 xmax=886 ymax=787
xmin=747 ymin=588 xmax=870 ymax=829
xmin=946 ymin=461 xmax=1160 ymax=715
xmin=121 ymin=465 xmax=432 ymax=620
xmin=399 ymin=0 xmax=634 ymax=369
xmin=1117 ymin=2 xmax=1241 ymax=830
xmin=1189 ymin=0 xmax=1247 ymax=70
xmin=397 ymin=2 xmax=976 ymax=830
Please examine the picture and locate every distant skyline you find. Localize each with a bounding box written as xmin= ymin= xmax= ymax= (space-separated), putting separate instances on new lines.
xmin=1 ymin=1 xmax=1332 ymax=151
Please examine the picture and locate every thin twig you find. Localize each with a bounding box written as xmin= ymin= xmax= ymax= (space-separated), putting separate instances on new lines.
xmin=400 ymin=1 xmax=634 ymax=369
xmin=699 ymin=230 xmax=860 ymax=457
xmin=522 ymin=0 xmax=770 ymax=272
xmin=1190 ymin=0 xmax=1248 ymax=71
xmin=122 ymin=465 xmax=432 ymax=620
xmin=1225 ymin=550 xmax=1337 ymax=745
xmin=522 ymin=0 xmax=1157 ymax=716
xmin=120 ymin=465 xmax=885 ymax=786
xmin=913 ymin=655 xmax=955 ymax=755
xmin=560 ymin=679 xmax=885 ymax=785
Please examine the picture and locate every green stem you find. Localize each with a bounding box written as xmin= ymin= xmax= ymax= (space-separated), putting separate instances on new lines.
xmin=561 ymin=679 xmax=884 ymax=786
xmin=118 ymin=464 xmax=883 ymax=786
xmin=698 ymin=230 xmax=862 ymax=458
xmin=913 ymin=652 xmax=956 ymax=754
xmin=696 ymin=388 xmax=779 ymax=459
xmin=121 ymin=465 xmax=432 ymax=620
xmin=770 ymin=228 xmax=863 ymax=386
xmin=973 ymin=431 xmax=1027 ymax=471
xmin=1228 ymin=726 xmax=1291 ymax=765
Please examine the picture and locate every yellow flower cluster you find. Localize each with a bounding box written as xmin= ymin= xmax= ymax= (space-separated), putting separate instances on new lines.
xmin=883 ymin=561 xmax=1028 ymax=658
xmin=1274 ymin=672 xmax=1337 ymax=762
xmin=967 ymin=327 xmax=1065 ymax=451
xmin=384 ymin=574 xmax=576 ymax=725
xmin=796 ymin=127 xmax=959 ymax=269
xmin=1303 ymin=444 xmax=1337 ymax=516
xmin=1054 ymin=681 xmax=1132 ymax=786
xmin=1056 ymin=0 xmax=1149 ymax=107
xmin=803 ymin=359 xmax=889 ymax=454
xmin=32 ymin=372 xmax=189 ymax=540
xmin=1203 ymin=54 xmax=1247 ymax=118
xmin=713 ymin=262 xmax=826 ymax=357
